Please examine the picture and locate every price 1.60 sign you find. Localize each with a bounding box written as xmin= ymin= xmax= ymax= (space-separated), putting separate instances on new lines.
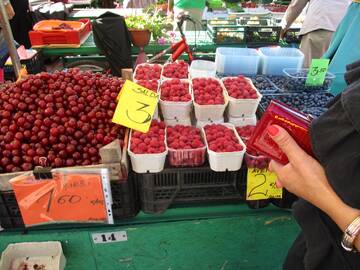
xmin=10 ymin=173 xmax=109 ymax=226
xmin=112 ymin=80 xmax=158 ymax=133
xmin=246 ymin=168 xmax=283 ymax=200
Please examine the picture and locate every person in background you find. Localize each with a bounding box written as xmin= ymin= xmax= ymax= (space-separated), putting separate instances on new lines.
xmin=168 ymin=0 xmax=206 ymax=31
xmin=123 ymin=0 xmax=156 ymax=8
xmin=323 ymin=1 xmax=360 ymax=95
xmin=280 ymin=0 xmax=350 ymax=68
xmin=9 ymin=0 xmax=32 ymax=48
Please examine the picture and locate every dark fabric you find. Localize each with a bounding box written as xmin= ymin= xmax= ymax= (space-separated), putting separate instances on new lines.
xmin=92 ymin=12 xmax=132 ymax=76
xmin=31 ymin=2 xmax=69 ymax=22
xmin=9 ymin=0 xmax=32 ymax=48
xmin=283 ymin=61 xmax=360 ymax=269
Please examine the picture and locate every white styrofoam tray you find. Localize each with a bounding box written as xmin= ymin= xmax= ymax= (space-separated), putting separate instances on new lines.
xmin=159 ymin=79 xmax=192 ymax=120
xmin=127 ymin=130 xmax=168 ymax=173
xmin=192 ymin=78 xmax=229 ymax=121
xmin=222 ymin=77 xmax=262 ymax=118
xmin=0 ymin=241 xmax=66 ymax=270
xmin=202 ymin=123 xmax=246 ymax=172
xmin=164 ymin=117 xmax=192 ymax=126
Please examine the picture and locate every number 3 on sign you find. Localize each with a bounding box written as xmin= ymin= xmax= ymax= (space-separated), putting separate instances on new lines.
xmin=112 ymin=80 xmax=158 ymax=133
xmin=246 ymin=168 xmax=283 ymax=200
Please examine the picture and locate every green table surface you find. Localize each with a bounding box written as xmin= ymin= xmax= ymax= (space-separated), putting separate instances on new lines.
xmin=0 ymin=204 xmax=299 ymax=270
xmin=40 ymin=31 xmax=236 ymax=57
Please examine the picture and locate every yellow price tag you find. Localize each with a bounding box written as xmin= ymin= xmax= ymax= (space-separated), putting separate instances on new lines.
xmin=246 ymin=168 xmax=283 ymax=200
xmin=112 ymin=80 xmax=158 ymax=133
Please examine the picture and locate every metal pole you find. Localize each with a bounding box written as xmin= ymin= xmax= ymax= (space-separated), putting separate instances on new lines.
xmin=0 ymin=0 xmax=21 ymax=79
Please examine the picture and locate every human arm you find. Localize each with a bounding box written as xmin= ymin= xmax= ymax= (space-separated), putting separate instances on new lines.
xmin=280 ymin=0 xmax=308 ymax=38
xmin=267 ymin=125 xmax=360 ymax=251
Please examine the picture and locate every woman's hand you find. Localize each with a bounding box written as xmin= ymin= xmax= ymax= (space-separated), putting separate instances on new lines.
xmin=267 ymin=125 xmax=334 ymax=209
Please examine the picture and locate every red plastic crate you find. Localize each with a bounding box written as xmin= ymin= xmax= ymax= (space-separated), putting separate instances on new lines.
xmin=29 ymin=19 xmax=91 ymax=46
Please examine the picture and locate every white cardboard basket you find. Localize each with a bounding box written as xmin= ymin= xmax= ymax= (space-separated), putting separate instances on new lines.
xmin=127 ymin=130 xmax=168 ymax=173
xmin=159 ymin=79 xmax=192 ymax=120
xmin=222 ymin=77 xmax=262 ymax=118
xmin=164 ymin=117 xmax=192 ymax=126
xmin=202 ymin=123 xmax=246 ymax=172
xmin=196 ymin=117 xmax=224 ymax=128
xmin=192 ymin=78 xmax=229 ymax=121
xmin=190 ymin=60 xmax=216 ymax=79
xmin=228 ymin=115 xmax=257 ymax=127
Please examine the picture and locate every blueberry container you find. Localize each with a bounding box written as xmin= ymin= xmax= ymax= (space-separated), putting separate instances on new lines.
xmin=282 ymin=68 xmax=335 ymax=92
xmin=215 ymin=47 xmax=260 ymax=75
xmin=259 ymin=47 xmax=304 ymax=75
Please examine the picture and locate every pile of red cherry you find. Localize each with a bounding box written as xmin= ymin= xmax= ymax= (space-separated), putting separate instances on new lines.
xmin=204 ymin=124 xmax=244 ymax=153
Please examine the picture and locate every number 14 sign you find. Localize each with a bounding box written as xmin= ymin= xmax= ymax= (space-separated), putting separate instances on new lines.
xmin=112 ymin=80 xmax=158 ymax=133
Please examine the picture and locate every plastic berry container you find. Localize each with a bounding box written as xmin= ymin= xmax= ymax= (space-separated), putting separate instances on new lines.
xmin=244 ymin=150 xmax=270 ymax=169
xmin=166 ymin=126 xmax=206 ymax=167
xmin=283 ymin=68 xmax=336 ymax=92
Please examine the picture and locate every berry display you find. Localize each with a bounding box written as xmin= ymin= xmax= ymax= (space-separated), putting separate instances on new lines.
xmin=223 ymin=76 xmax=258 ymax=99
xmin=235 ymin=125 xmax=256 ymax=143
xmin=130 ymin=120 xmax=166 ymax=154
xmin=135 ymin=80 xmax=158 ymax=93
xmin=160 ymin=79 xmax=191 ymax=102
xmin=166 ymin=125 xmax=205 ymax=150
xmin=244 ymin=149 xmax=270 ymax=169
xmin=0 ymin=69 xmax=126 ymax=173
xmin=268 ymin=73 xmax=333 ymax=92
xmin=134 ymin=64 xmax=162 ymax=80
xmin=249 ymin=75 xmax=276 ymax=92
xmin=192 ymin=78 xmax=225 ymax=105
xmin=260 ymin=91 xmax=334 ymax=118
xmin=204 ymin=124 xmax=243 ymax=153
xmin=162 ymin=60 xmax=189 ymax=79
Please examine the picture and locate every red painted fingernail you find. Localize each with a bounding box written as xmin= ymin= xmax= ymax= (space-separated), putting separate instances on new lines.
xmin=267 ymin=125 xmax=279 ymax=136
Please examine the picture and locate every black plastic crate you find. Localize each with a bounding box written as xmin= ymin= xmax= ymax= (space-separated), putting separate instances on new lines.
xmin=111 ymin=178 xmax=140 ymax=219
xmin=284 ymin=28 xmax=301 ymax=44
xmin=245 ymin=26 xmax=281 ymax=46
xmin=0 ymin=177 xmax=139 ymax=229
xmin=4 ymin=51 xmax=45 ymax=81
xmin=207 ymin=24 xmax=246 ymax=45
xmin=136 ymin=165 xmax=246 ymax=214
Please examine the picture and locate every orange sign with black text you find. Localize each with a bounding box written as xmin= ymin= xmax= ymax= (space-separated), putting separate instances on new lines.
xmin=10 ymin=173 xmax=108 ymax=226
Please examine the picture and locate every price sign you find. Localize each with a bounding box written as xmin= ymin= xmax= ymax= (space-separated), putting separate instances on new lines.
xmin=306 ymin=59 xmax=330 ymax=86
xmin=112 ymin=80 xmax=158 ymax=133
xmin=10 ymin=172 xmax=109 ymax=226
xmin=246 ymin=168 xmax=283 ymax=200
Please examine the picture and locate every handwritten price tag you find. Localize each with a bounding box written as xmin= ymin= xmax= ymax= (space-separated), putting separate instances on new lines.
xmin=112 ymin=80 xmax=158 ymax=133
xmin=246 ymin=168 xmax=283 ymax=200
xmin=10 ymin=173 xmax=108 ymax=226
xmin=306 ymin=59 xmax=330 ymax=86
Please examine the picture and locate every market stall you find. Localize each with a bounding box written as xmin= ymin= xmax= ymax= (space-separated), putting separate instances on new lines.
xmin=0 ymin=1 xmax=339 ymax=269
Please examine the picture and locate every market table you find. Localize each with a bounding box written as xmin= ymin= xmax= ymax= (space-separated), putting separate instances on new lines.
xmin=40 ymin=31 xmax=218 ymax=58
xmin=0 ymin=204 xmax=299 ymax=269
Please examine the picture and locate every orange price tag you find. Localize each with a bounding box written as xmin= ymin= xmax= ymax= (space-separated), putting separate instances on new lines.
xmin=10 ymin=172 xmax=109 ymax=226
